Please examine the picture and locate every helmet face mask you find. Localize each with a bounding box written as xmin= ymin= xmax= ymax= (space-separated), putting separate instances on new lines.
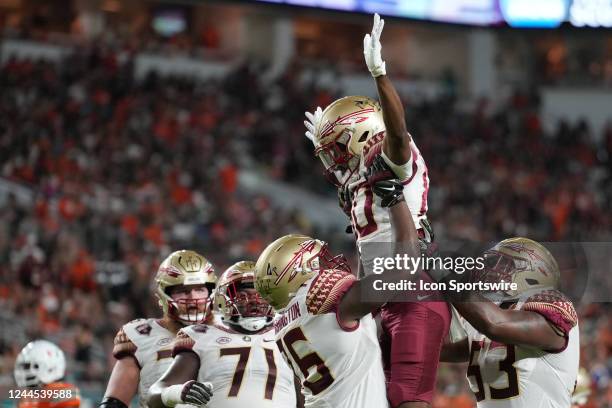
xmin=165 ymin=283 xmax=214 ymax=325
xmin=215 ymin=262 xmax=274 ymax=333
xmin=15 ymin=360 xmax=41 ymax=387
xmin=315 ymin=130 xmax=360 ymax=188
xmin=155 ymin=250 xmax=218 ymax=325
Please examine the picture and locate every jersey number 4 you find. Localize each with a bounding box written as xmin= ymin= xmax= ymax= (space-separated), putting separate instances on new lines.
xmin=220 ymin=347 xmax=277 ymax=400
xmin=467 ymin=341 xmax=519 ymax=401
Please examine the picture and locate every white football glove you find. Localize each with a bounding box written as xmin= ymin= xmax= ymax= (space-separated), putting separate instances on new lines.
xmin=161 ymin=381 xmax=213 ymax=407
xmin=304 ymin=106 xmax=323 ymax=146
xmin=363 ymin=13 xmax=386 ymax=78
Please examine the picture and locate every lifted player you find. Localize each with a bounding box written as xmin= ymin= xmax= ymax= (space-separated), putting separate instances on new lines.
xmin=14 ymin=340 xmax=80 ymax=408
xmin=99 ymin=250 xmax=217 ymax=408
xmin=254 ymin=166 xmax=423 ymax=408
xmin=148 ymin=261 xmax=298 ymax=408
xmin=304 ymin=14 xmax=449 ymax=408
xmin=440 ymin=238 xmax=579 ymax=408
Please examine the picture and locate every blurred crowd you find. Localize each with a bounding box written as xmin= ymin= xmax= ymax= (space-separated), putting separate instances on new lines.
xmin=0 ymin=38 xmax=611 ymax=407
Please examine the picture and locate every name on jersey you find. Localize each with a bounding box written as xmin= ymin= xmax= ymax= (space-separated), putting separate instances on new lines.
xmin=274 ymin=303 xmax=301 ymax=334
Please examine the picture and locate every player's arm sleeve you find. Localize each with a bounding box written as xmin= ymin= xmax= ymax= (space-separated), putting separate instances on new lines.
xmin=381 ymin=142 xmax=415 ymax=181
xmin=306 ymin=271 xmax=358 ymax=331
xmin=522 ymin=291 xmax=578 ymax=352
xmin=112 ymin=328 xmax=138 ymax=360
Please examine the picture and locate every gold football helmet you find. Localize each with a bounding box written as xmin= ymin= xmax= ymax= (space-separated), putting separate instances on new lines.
xmin=155 ymin=250 xmax=218 ymax=324
xmin=314 ymin=96 xmax=385 ymax=187
xmin=214 ymin=261 xmax=274 ymax=332
xmin=254 ymin=234 xmax=350 ymax=310
xmin=482 ymin=237 xmax=560 ymax=299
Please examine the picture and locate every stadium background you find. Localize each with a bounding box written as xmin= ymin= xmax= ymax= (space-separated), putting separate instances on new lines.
xmin=0 ymin=0 xmax=611 ymax=406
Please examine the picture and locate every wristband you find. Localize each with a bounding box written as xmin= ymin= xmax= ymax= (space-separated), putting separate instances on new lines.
xmin=161 ymin=384 xmax=184 ymax=407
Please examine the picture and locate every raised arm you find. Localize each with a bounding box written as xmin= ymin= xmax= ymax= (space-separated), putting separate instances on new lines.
xmin=363 ymin=13 xmax=411 ymax=164
xmin=338 ymin=157 xmax=421 ymax=324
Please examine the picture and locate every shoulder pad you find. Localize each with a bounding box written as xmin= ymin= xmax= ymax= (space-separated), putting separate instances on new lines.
xmin=362 ymin=132 xmax=385 ymax=167
xmin=306 ymin=270 xmax=357 ymax=315
xmin=522 ymin=290 xmax=578 ymax=335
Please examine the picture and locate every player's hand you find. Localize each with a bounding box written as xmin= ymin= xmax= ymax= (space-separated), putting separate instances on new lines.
xmin=363 ymin=13 xmax=386 ymax=78
xmin=304 ymin=107 xmax=323 ymax=144
xmin=181 ymin=381 xmax=212 ymax=406
xmin=367 ymin=156 xmax=404 ymax=207
xmin=419 ymin=218 xmax=435 ymax=243
xmin=161 ymin=380 xmax=213 ymax=407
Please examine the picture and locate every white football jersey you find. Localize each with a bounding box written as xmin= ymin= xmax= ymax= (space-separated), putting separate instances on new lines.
xmin=113 ymin=318 xmax=176 ymax=408
xmin=173 ymin=323 xmax=296 ymax=408
xmin=273 ymin=270 xmax=388 ymax=408
xmin=348 ymin=132 xmax=429 ymax=272
xmin=459 ymin=291 xmax=580 ymax=408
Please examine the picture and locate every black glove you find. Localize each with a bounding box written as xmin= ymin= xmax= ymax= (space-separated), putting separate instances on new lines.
xmin=367 ymin=156 xmax=404 ymax=208
xmin=372 ymin=179 xmax=405 ymax=207
xmin=181 ymin=380 xmax=213 ymax=406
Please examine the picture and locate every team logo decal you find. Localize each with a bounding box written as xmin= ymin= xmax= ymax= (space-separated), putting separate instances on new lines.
xmin=179 ymin=254 xmax=202 ymax=273
xmin=273 ymin=240 xmax=318 ymax=285
xmin=216 ymin=337 xmax=231 ymax=344
xmin=136 ymin=323 xmax=152 ymax=335
xmin=157 ymin=337 xmax=172 ymax=346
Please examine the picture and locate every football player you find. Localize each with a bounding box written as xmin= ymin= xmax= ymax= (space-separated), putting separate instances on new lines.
xmin=14 ymin=340 xmax=80 ymax=408
xmin=147 ymin=261 xmax=298 ymax=408
xmin=304 ymin=13 xmax=430 ymax=271
xmin=439 ymin=238 xmax=580 ymax=408
xmin=304 ymin=14 xmax=449 ymax=408
xmin=100 ymin=250 xmax=217 ymax=408
xmin=254 ymin=167 xmax=423 ymax=408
